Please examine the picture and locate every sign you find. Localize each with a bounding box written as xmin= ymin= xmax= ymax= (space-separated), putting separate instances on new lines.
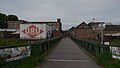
xmin=0 ymin=46 xmax=31 ymax=62
xmin=111 ymin=46 xmax=120 ymax=59
xmin=104 ymin=42 xmax=109 ymax=45
xmin=20 ymin=24 xmax=45 ymax=39
xmin=22 ymin=25 xmax=44 ymax=38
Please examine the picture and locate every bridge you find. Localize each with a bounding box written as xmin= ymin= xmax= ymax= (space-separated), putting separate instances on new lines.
xmin=36 ymin=37 xmax=102 ymax=68
xmin=0 ymin=36 xmax=118 ymax=68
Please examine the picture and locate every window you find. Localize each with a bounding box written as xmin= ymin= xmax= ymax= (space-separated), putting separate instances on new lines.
xmin=57 ymin=23 xmax=59 ymax=25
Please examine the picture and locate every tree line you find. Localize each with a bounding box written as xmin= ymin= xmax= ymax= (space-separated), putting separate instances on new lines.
xmin=0 ymin=13 xmax=19 ymax=28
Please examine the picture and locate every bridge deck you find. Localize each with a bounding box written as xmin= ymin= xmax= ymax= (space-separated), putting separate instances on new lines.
xmin=37 ymin=38 xmax=102 ymax=68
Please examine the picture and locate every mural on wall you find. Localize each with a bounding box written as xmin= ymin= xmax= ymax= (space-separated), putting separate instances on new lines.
xmin=0 ymin=46 xmax=31 ymax=62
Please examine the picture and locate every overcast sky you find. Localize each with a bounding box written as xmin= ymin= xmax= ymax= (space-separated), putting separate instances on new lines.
xmin=0 ymin=0 xmax=120 ymax=30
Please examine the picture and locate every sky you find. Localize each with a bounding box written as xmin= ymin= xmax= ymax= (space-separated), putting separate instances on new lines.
xmin=0 ymin=0 xmax=120 ymax=30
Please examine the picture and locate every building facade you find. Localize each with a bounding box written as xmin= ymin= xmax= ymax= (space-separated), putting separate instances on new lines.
xmin=8 ymin=19 xmax=62 ymax=31
xmin=7 ymin=21 xmax=23 ymax=29
xmin=70 ymin=22 xmax=120 ymax=42
xmin=74 ymin=22 xmax=98 ymax=40
xmin=6 ymin=19 xmax=62 ymax=38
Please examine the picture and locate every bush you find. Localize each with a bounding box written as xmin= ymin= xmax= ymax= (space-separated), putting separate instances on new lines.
xmin=0 ymin=56 xmax=6 ymax=67
xmin=97 ymin=51 xmax=120 ymax=68
xmin=1 ymin=37 xmax=61 ymax=68
xmin=0 ymin=39 xmax=28 ymax=46
xmin=97 ymin=51 xmax=112 ymax=66
xmin=2 ymin=56 xmax=38 ymax=68
xmin=104 ymin=58 xmax=120 ymax=68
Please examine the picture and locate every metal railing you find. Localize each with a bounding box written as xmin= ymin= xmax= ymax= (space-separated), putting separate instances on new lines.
xmin=31 ymin=36 xmax=62 ymax=59
xmin=0 ymin=36 xmax=62 ymax=62
xmin=71 ymin=37 xmax=110 ymax=57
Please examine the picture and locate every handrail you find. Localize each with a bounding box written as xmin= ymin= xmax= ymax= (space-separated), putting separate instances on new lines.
xmin=71 ymin=37 xmax=111 ymax=57
xmin=0 ymin=36 xmax=62 ymax=62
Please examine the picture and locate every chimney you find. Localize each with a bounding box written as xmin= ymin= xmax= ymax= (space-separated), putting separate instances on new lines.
xmin=57 ymin=18 xmax=61 ymax=22
xmin=93 ymin=18 xmax=95 ymax=22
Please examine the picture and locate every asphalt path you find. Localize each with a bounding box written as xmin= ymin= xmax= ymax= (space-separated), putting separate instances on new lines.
xmin=37 ymin=38 xmax=102 ymax=68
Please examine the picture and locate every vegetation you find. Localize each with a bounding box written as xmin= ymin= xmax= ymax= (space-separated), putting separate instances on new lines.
xmin=0 ymin=13 xmax=19 ymax=28
xmin=0 ymin=13 xmax=7 ymax=28
xmin=0 ymin=39 xmax=28 ymax=47
xmin=1 ymin=57 xmax=38 ymax=68
xmin=0 ymin=56 xmax=6 ymax=67
xmin=7 ymin=15 xmax=18 ymax=21
xmin=71 ymin=37 xmax=120 ymax=68
xmin=97 ymin=51 xmax=120 ymax=68
xmin=0 ymin=37 xmax=61 ymax=68
xmin=111 ymin=37 xmax=120 ymax=46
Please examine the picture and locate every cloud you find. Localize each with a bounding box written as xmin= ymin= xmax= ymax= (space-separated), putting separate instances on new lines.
xmin=0 ymin=0 xmax=120 ymax=30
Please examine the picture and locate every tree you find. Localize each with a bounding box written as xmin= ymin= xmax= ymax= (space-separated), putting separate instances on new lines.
xmin=0 ymin=13 xmax=7 ymax=28
xmin=7 ymin=15 xmax=18 ymax=21
xmin=0 ymin=13 xmax=19 ymax=28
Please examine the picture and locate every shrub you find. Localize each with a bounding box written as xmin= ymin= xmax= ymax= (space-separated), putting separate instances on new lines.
xmin=2 ymin=56 xmax=38 ymax=68
xmin=97 ymin=51 xmax=112 ymax=66
xmin=0 ymin=56 xmax=6 ymax=67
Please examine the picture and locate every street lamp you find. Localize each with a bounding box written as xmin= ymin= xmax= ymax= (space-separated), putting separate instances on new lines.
xmin=99 ymin=23 xmax=105 ymax=44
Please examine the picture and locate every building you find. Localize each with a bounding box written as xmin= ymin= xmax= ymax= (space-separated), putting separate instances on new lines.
xmin=104 ymin=25 xmax=120 ymax=42
xmin=7 ymin=21 xmax=23 ymax=29
xmin=69 ymin=27 xmax=76 ymax=36
xmin=88 ymin=22 xmax=105 ymax=30
xmin=8 ymin=19 xmax=62 ymax=31
xmin=6 ymin=19 xmax=62 ymax=38
xmin=74 ymin=22 xmax=97 ymax=40
xmin=71 ymin=21 xmax=120 ymax=43
xmin=23 ymin=19 xmax=62 ymax=31
xmin=0 ymin=29 xmax=17 ymax=38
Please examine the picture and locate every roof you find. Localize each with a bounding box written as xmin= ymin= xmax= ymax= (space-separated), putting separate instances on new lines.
xmin=0 ymin=29 xmax=17 ymax=32
xmin=11 ymin=32 xmax=20 ymax=34
xmin=105 ymin=33 xmax=120 ymax=36
xmin=69 ymin=27 xmax=75 ymax=30
xmin=88 ymin=22 xmax=105 ymax=28
xmin=76 ymin=22 xmax=91 ymax=29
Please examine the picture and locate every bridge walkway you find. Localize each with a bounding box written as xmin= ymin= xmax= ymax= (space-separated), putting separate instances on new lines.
xmin=37 ymin=38 xmax=102 ymax=68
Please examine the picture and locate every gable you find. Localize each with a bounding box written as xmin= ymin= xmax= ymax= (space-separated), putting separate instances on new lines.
xmin=76 ymin=22 xmax=90 ymax=29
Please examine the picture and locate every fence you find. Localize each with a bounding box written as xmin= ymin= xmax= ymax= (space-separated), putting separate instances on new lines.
xmin=0 ymin=36 xmax=62 ymax=62
xmin=31 ymin=36 xmax=62 ymax=60
xmin=71 ymin=37 xmax=120 ymax=67
xmin=71 ymin=37 xmax=111 ymax=57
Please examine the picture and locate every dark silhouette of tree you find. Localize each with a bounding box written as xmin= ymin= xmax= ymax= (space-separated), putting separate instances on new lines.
xmin=0 ymin=13 xmax=19 ymax=28
xmin=7 ymin=15 xmax=18 ymax=21
xmin=0 ymin=13 xmax=7 ymax=28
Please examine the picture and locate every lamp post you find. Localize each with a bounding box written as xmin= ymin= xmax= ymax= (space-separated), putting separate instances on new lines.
xmin=99 ymin=23 xmax=105 ymax=44
xmin=100 ymin=29 xmax=104 ymax=44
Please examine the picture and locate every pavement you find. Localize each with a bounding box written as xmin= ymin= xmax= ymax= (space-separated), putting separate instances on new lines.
xmin=37 ymin=37 xmax=102 ymax=68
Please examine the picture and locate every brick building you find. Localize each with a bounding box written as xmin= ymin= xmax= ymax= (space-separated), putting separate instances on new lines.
xmin=70 ymin=21 xmax=120 ymax=42
xmin=7 ymin=19 xmax=62 ymax=38
xmin=7 ymin=19 xmax=62 ymax=31
xmin=7 ymin=21 xmax=25 ymax=29
xmin=74 ymin=22 xmax=97 ymax=40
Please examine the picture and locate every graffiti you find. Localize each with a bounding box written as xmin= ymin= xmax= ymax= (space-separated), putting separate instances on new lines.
xmin=0 ymin=46 xmax=31 ymax=62
xmin=111 ymin=46 xmax=120 ymax=59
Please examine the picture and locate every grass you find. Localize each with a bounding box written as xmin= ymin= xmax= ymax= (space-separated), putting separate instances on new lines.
xmin=0 ymin=37 xmax=62 ymax=68
xmin=97 ymin=51 xmax=120 ymax=68
xmin=1 ymin=56 xmax=38 ymax=68
xmin=111 ymin=40 xmax=120 ymax=46
xmin=71 ymin=37 xmax=120 ymax=68
xmin=110 ymin=37 xmax=120 ymax=46
xmin=0 ymin=39 xmax=28 ymax=47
